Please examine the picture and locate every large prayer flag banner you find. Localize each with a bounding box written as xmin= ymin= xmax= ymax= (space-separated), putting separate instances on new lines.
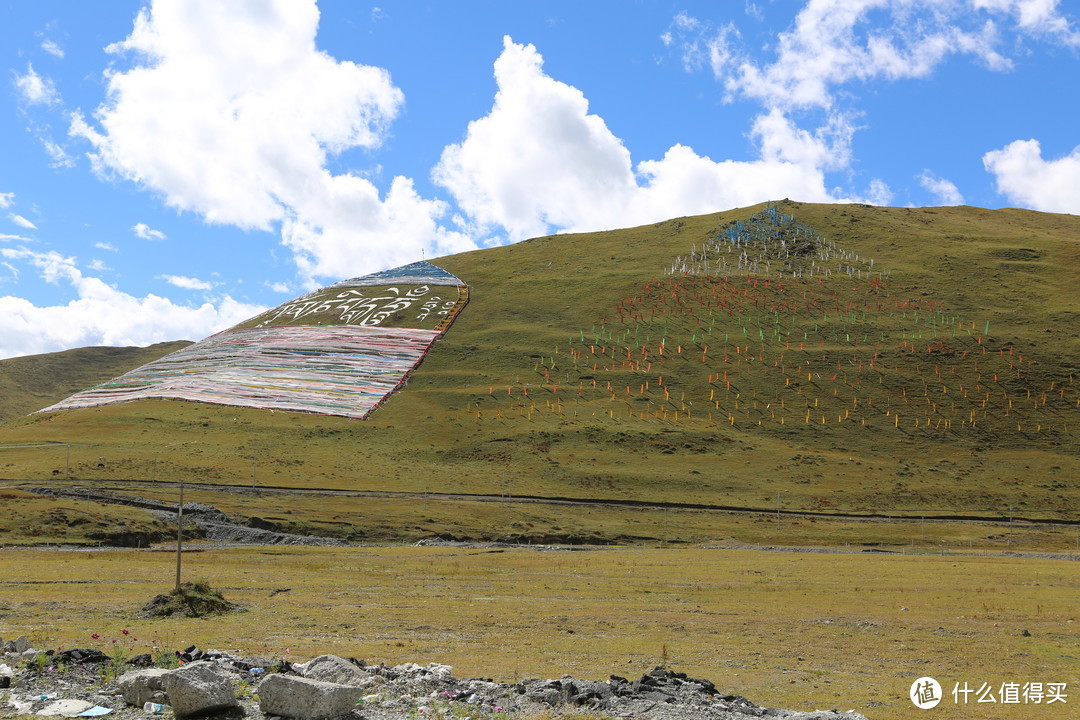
xmin=40 ymin=262 xmax=468 ymax=419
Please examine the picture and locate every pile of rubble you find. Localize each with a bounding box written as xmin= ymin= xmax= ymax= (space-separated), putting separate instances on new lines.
xmin=1 ymin=634 xmax=869 ymax=719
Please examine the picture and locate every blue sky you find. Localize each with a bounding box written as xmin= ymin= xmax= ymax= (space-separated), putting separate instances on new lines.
xmin=1 ymin=0 xmax=1078 ymax=359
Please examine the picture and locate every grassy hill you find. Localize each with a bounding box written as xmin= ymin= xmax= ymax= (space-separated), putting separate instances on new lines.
xmin=1 ymin=202 xmax=1077 ymax=545
xmin=0 ymin=341 xmax=191 ymax=422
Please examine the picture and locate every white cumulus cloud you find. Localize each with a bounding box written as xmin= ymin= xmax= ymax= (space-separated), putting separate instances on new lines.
xmin=13 ymin=64 xmax=61 ymax=106
xmin=973 ymin=0 xmax=1080 ymax=44
xmin=42 ymin=138 xmax=75 ymax=169
xmin=0 ymin=193 xmax=14 ymax=209
xmin=0 ymin=247 xmax=262 ymax=359
xmin=687 ymin=1 xmax=1079 ymax=111
xmin=159 ymin=274 xmax=215 ymax=291
xmin=983 ymin=140 xmax=1080 ymax=214
xmin=434 ymin=37 xmax=846 ymax=243
xmin=918 ymin=170 xmax=965 ymax=206
xmin=132 ymin=222 xmax=167 ymax=241
xmin=665 ymin=2 xmax=1080 ymax=212
xmin=9 ymin=214 xmax=38 ymax=230
xmin=71 ymin=0 xmax=474 ymax=283
xmin=41 ymin=39 xmax=65 ymax=58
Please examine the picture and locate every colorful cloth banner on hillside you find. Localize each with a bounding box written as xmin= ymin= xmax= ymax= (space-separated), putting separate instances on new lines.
xmin=39 ymin=262 xmax=469 ymax=419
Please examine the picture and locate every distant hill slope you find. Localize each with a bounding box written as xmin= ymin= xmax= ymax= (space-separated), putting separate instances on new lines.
xmin=2 ymin=202 xmax=1077 ymax=526
xmin=0 ymin=341 xmax=191 ymax=422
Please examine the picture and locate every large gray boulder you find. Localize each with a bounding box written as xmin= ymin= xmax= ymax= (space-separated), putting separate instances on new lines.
xmin=161 ymin=662 xmax=238 ymax=718
xmin=117 ymin=668 xmax=170 ymax=707
xmin=300 ymin=655 xmax=371 ymax=686
xmin=1 ymin=636 xmax=30 ymax=654
xmin=258 ymin=674 xmax=364 ymax=719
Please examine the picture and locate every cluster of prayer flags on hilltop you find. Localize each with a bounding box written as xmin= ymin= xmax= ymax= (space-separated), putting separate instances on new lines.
xmin=488 ymin=209 xmax=1075 ymax=439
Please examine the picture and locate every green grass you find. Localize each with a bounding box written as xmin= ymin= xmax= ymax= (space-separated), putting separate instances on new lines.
xmin=0 ymin=544 xmax=1074 ymax=720
xmin=0 ymin=489 xmax=174 ymax=546
xmin=0 ymin=341 xmax=189 ymax=422
xmin=3 ymin=481 xmax=1076 ymax=553
xmin=0 ymin=203 xmax=1077 ymax=544
xmin=0 ymin=203 xmax=1076 ymax=720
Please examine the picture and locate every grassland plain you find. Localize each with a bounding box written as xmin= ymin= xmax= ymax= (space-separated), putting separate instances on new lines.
xmin=0 ymin=544 xmax=1076 ymax=720
xmin=0 ymin=202 xmax=1077 ymax=536
xmin=0 ymin=203 xmax=1078 ymax=720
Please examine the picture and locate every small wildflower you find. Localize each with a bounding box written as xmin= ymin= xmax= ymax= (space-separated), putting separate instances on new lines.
xmin=121 ymin=629 xmax=130 ymax=635
xmin=91 ymin=634 xmax=100 ymax=640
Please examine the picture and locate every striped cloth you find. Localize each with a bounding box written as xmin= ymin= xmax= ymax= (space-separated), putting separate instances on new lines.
xmin=39 ymin=326 xmax=442 ymax=419
xmin=40 ymin=261 xmax=469 ymax=419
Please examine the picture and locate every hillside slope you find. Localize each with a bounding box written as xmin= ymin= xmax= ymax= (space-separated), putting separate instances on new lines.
xmin=0 ymin=341 xmax=190 ymax=422
xmin=1 ymin=202 xmax=1077 ymax=535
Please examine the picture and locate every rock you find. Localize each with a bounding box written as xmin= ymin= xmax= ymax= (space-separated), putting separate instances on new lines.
xmin=299 ymin=655 xmax=369 ymax=686
xmin=639 ymin=689 xmax=675 ymax=703
xmin=128 ymin=653 xmax=154 ymax=668
xmin=687 ymin=676 xmax=717 ymax=694
xmin=55 ymin=649 xmax=109 ymax=665
xmin=161 ymin=661 xmax=238 ymax=718
xmin=391 ymin=661 xmax=453 ymax=680
xmin=35 ymin=698 xmax=94 ymax=717
xmin=258 ymin=674 xmax=363 ymax=719
xmin=2 ymin=636 xmax=30 ymax=654
xmin=568 ymin=678 xmax=611 ymax=704
xmin=117 ymin=668 xmax=170 ymax=707
xmin=425 ymin=663 xmax=453 ymax=680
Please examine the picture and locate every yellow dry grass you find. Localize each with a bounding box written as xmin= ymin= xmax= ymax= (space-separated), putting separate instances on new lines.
xmin=0 ymin=544 xmax=1075 ymax=720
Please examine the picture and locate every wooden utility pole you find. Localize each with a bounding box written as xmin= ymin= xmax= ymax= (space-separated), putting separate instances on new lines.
xmin=175 ymin=479 xmax=184 ymax=591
